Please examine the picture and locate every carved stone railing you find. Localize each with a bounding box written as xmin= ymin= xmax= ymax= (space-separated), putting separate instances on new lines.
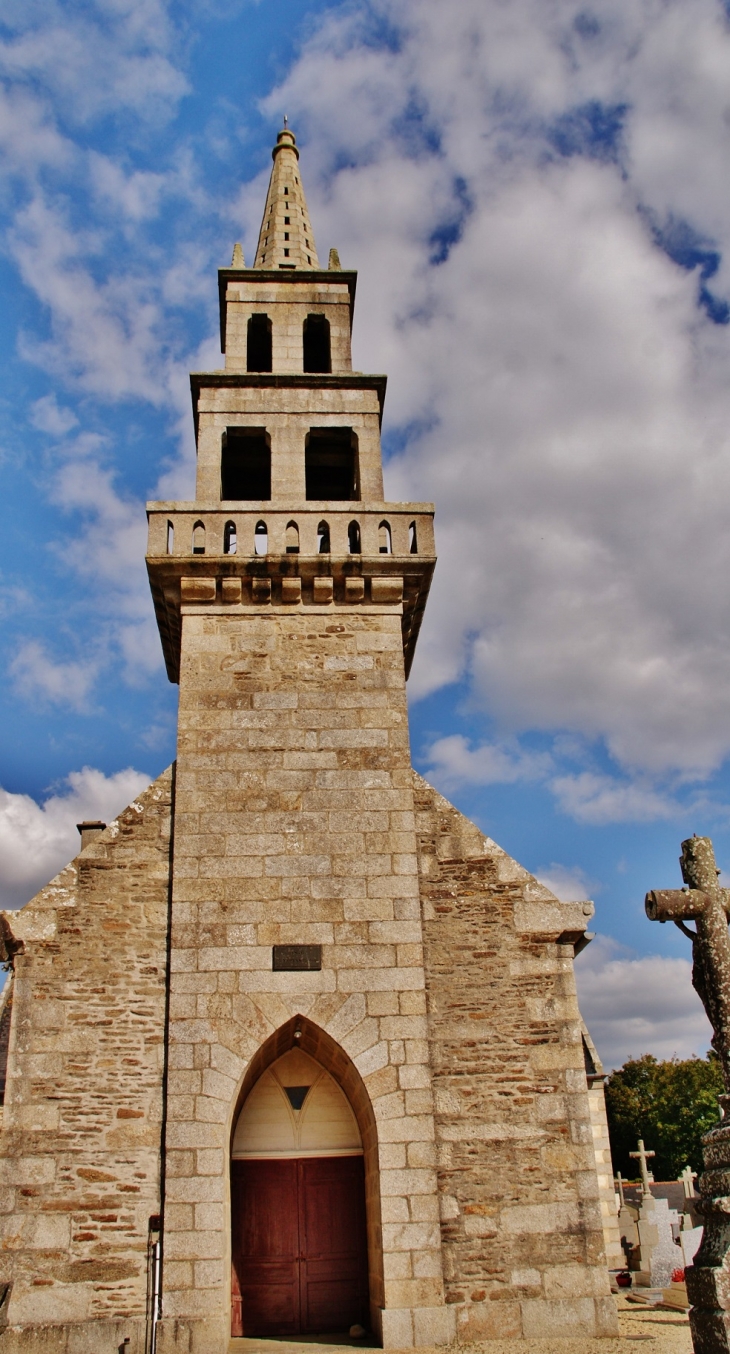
xmin=146 ymin=503 xmax=436 ymax=684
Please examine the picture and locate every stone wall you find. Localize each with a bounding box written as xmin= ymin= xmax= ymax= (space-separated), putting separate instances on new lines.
xmin=581 ymin=1028 xmax=622 ymax=1268
xmin=194 ymin=382 xmax=385 ymax=503
xmin=224 ymin=277 xmax=353 ymax=375
xmin=0 ymin=769 xmax=173 ymax=1352
xmin=415 ymin=775 xmax=618 ymax=1341
xmin=158 ymin=606 xmax=453 ymax=1352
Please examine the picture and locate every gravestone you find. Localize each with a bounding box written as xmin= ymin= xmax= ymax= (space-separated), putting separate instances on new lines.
xmin=636 ymin=1195 xmax=681 ymax=1287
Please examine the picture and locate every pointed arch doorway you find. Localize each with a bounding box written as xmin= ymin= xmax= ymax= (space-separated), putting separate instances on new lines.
xmin=231 ymin=1046 xmax=370 ymax=1338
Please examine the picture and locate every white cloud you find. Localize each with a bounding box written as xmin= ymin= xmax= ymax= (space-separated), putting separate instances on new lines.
xmin=9 ymin=641 xmax=100 ymax=711
xmin=262 ymin=0 xmax=730 ymax=784
xmin=49 ymin=459 xmax=166 ymax=684
xmin=88 ymin=153 xmax=169 ymax=223
xmin=576 ymin=935 xmax=712 ymax=1070
xmin=422 ymin=733 xmax=551 ymax=793
xmin=29 ymin=394 xmax=78 ymax=437
xmin=0 ymin=2 xmax=188 ymax=127
xmin=10 ymin=194 xmax=172 ymax=403
xmin=534 ymin=862 xmax=597 ymax=902
xmin=0 ymin=765 xmax=151 ymax=910
xmin=420 ymin=733 xmax=687 ymax=826
xmin=550 ymin=772 xmax=680 ymax=826
xmin=0 ymin=85 xmax=72 ymax=176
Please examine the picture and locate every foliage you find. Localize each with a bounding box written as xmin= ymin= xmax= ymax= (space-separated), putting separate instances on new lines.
xmin=605 ymin=1052 xmax=723 ymax=1181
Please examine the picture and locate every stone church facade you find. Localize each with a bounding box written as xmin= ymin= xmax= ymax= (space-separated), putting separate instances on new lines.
xmin=0 ymin=129 xmax=618 ymax=1352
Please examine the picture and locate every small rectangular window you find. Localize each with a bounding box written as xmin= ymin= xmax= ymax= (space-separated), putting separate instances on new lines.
xmin=221 ymin=428 xmax=271 ymax=500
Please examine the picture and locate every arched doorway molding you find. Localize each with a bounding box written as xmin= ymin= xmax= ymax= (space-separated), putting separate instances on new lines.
xmin=229 ymin=1014 xmax=385 ymax=1318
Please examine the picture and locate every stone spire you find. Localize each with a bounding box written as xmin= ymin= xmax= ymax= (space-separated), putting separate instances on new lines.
xmin=254 ymin=125 xmax=320 ymax=270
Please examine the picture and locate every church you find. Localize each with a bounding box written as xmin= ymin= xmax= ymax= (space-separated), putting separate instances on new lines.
xmin=0 ymin=127 xmax=619 ymax=1352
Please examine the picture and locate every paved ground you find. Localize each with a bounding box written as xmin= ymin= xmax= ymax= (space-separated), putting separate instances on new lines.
xmin=229 ymin=1296 xmax=693 ymax=1353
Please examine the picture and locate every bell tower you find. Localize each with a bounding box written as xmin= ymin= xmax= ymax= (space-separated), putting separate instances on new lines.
xmin=146 ymin=127 xmax=447 ymax=1351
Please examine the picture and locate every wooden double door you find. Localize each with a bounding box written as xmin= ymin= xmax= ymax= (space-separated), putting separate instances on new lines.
xmin=231 ymin=1156 xmax=369 ymax=1337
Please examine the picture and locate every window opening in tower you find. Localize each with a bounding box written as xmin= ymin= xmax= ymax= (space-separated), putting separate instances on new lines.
xmin=221 ymin=429 xmax=271 ymax=501
xmin=303 ymin=316 xmax=331 ymax=374
xmin=305 ymin=429 xmax=359 ymax=501
xmin=247 ymin=315 xmax=272 ymax=373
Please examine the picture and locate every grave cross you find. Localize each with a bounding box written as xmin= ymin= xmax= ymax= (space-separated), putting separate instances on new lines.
xmin=645 ymin=834 xmax=730 ymax=1088
xmin=614 ymin=1172 xmax=626 ymax=1208
xmin=629 ymin=1138 xmax=655 ymax=1196
xmin=680 ymin=1165 xmax=698 ymax=1200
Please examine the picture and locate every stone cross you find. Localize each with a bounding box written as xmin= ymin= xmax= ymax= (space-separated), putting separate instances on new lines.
xmin=630 ymin=1138 xmax=655 ymax=1196
xmin=614 ymin=1172 xmax=626 ymax=1208
xmin=645 ymin=834 xmax=730 ymax=1089
xmin=680 ymin=1166 xmax=698 ymax=1199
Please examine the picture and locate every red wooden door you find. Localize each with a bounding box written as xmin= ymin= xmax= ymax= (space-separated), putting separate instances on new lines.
xmin=231 ymin=1157 xmax=368 ymax=1336
xmin=231 ymin=1159 xmax=300 ymax=1337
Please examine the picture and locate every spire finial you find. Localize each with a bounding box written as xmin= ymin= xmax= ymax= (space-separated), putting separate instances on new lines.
xmin=254 ymin=124 xmax=319 ymax=269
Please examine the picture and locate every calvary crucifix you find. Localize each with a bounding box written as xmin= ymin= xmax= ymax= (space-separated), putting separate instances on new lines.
xmin=645 ymin=835 xmax=730 ymax=1088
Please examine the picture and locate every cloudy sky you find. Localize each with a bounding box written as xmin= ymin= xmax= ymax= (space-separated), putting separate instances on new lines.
xmin=2 ymin=0 xmax=730 ymax=1068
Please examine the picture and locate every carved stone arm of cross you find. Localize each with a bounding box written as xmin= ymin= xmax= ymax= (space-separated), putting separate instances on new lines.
xmin=645 ymin=835 xmax=730 ymax=1090
xmin=645 ymin=888 xmax=730 ymax=922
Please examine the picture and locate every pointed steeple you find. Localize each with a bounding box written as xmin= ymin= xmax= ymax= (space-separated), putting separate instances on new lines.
xmin=254 ymin=126 xmax=320 ymax=270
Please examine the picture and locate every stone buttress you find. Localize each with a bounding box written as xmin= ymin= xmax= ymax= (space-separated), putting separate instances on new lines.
xmin=0 ymin=127 xmax=618 ymax=1351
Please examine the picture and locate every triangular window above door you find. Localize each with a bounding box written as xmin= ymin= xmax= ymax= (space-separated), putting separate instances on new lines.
xmin=284 ymin=1086 xmax=309 ymax=1111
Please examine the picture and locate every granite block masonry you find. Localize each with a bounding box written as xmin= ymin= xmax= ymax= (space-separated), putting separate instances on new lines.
xmin=0 ymin=125 xmax=618 ymax=1352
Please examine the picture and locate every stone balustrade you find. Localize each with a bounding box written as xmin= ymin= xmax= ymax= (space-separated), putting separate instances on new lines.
xmin=146 ymin=503 xmax=435 ymax=561
xmin=146 ymin=503 xmax=436 ymax=685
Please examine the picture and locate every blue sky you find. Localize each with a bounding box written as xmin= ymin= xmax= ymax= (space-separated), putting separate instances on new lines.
xmin=3 ymin=0 xmax=730 ymax=1066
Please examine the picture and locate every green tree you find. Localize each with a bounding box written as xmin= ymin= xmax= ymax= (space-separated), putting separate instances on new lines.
xmin=605 ymin=1052 xmax=723 ymax=1181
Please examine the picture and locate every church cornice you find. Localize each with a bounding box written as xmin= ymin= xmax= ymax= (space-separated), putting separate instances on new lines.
xmin=189 ymin=370 xmax=386 ymax=437
xmin=217 ymin=269 xmax=357 ymax=350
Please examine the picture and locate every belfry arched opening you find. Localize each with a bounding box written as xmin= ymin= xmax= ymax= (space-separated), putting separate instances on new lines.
xmin=230 ymin=1047 xmax=369 ymax=1338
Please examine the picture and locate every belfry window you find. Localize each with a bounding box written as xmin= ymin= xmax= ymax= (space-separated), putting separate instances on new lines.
xmin=247 ymin=314 xmax=272 ymax=373
xmin=317 ymin=521 xmax=331 ymax=553
xmin=254 ymin=521 xmax=268 ymax=555
xmin=285 ymin=522 xmax=300 ymax=554
xmin=303 ymin=315 xmax=331 ymax=374
xmin=378 ymin=521 xmax=392 ymax=554
xmin=224 ymin=521 xmax=237 ymax=555
xmin=221 ymin=428 xmax=271 ymax=501
xmin=192 ymin=520 xmax=206 ymax=555
xmin=305 ymin=428 xmax=359 ymax=501
xmin=348 ymin=520 xmax=361 ymax=554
